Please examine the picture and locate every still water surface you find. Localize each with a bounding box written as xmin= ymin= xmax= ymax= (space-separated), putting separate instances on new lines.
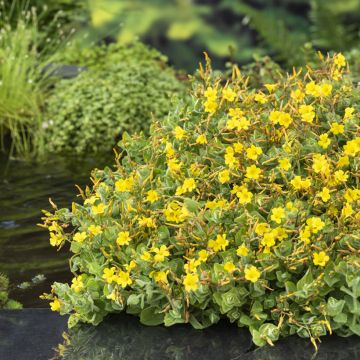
xmin=0 ymin=154 xmax=111 ymax=307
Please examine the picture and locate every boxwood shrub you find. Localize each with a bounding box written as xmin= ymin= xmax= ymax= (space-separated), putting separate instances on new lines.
xmin=44 ymin=42 xmax=186 ymax=154
xmin=43 ymin=53 xmax=359 ymax=347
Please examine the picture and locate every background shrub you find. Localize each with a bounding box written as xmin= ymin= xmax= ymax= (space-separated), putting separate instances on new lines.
xmin=43 ymin=53 xmax=359 ymax=346
xmin=44 ymin=42 xmax=186 ymax=154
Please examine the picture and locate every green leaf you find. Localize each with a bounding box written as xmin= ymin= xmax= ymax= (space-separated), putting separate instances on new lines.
xmin=326 ymin=297 xmax=345 ymax=317
xmin=296 ymin=268 xmax=314 ymax=298
xmin=140 ymin=306 xmax=164 ymax=326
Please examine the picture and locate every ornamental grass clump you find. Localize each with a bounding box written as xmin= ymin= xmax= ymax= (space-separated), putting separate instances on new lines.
xmin=43 ymin=53 xmax=359 ymax=347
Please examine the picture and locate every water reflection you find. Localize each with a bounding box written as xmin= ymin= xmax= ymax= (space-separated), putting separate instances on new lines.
xmin=57 ymin=313 xmax=360 ymax=360
xmin=0 ymin=154 xmax=112 ymax=307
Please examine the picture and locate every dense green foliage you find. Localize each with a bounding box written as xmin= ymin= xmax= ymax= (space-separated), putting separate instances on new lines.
xmin=81 ymin=0 xmax=360 ymax=70
xmin=44 ymin=54 xmax=359 ymax=347
xmin=0 ymin=273 xmax=22 ymax=309
xmin=44 ymin=42 xmax=186 ymax=154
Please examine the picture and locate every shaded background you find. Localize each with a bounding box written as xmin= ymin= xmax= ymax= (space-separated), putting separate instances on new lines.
xmin=28 ymin=0 xmax=360 ymax=72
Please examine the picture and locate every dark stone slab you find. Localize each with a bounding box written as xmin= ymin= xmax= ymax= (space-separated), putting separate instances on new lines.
xmin=0 ymin=309 xmax=68 ymax=360
xmin=1 ymin=309 xmax=359 ymax=360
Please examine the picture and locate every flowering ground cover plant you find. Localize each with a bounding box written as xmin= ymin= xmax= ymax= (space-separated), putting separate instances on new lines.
xmin=42 ymin=53 xmax=359 ymax=347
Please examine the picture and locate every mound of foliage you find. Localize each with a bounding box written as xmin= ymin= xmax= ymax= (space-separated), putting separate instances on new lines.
xmin=44 ymin=42 xmax=186 ymax=154
xmin=43 ymin=53 xmax=359 ymax=347
xmin=0 ymin=274 xmax=22 ymax=309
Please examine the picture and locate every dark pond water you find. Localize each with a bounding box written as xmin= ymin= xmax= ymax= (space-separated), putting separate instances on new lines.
xmin=1 ymin=309 xmax=359 ymax=360
xmin=0 ymin=154 xmax=112 ymax=307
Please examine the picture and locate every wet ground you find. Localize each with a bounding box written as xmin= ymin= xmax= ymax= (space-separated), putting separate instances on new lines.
xmin=0 ymin=154 xmax=111 ymax=307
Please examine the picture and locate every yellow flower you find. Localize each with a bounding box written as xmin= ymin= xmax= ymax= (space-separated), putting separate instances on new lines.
xmin=334 ymin=170 xmax=348 ymax=184
xmin=198 ymin=249 xmax=208 ymax=262
xmin=146 ymin=190 xmax=159 ymax=203
xmin=286 ymin=201 xmax=296 ymax=211
xmin=245 ymin=165 xmax=262 ymax=180
xmin=71 ymin=275 xmax=84 ymax=293
xmin=235 ymin=185 xmax=253 ymax=205
xmin=184 ymin=258 xmax=201 ymax=273
xmin=337 ymin=155 xmax=349 ymax=168
xmin=115 ymin=177 xmax=134 ymax=192
xmin=50 ymin=298 xmax=61 ymax=312
xmin=222 ymin=87 xmax=237 ymax=102
xmin=183 ymin=273 xmax=199 ymax=292
xmin=152 ymin=270 xmax=169 ymax=284
xmin=264 ymin=83 xmax=278 ymax=92
xmin=236 ymin=244 xmax=249 ymax=256
xmin=204 ymin=98 xmax=218 ymax=113
xmin=341 ymin=203 xmax=353 ymax=218
xmin=291 ymin=176 xmax=312 ymax=190
xmin=312 ymin=154 xmax=330 ymax=175
xmin=233 ymin=142 xmax=244 ymax=153
xmin=244 ymin=265 xmax=261 ymax=283
xmin=103 ymin=267 xmax=117 ymax=284
xmin=115 ymin=271 xmax=132 ymax=288
xmin=334 ymin=53 xmax=346 ymax=68
xmin=164 ymin=202 xmax=190 ymax=223
xmin=300 ymin=226 xmax=311 ymax=245
xmin=306 ymin=217 xmax=325 ymax=234
xmin=88 ymin=225 xmax=102 ymax=236
xmin=50 ymin=233 xmax=64 ymax=247
xmin=320 ymin=83 xmax=332 ymax=97
xmin=152 ymin=245 xmax=170 ymax=262
xmin=255 ymin=222 xmax=270 ymax=235
xmin=332 ymin=68 xmax=341 ymax=80
xmin=228 ymin=107 xmax=244 ymax=118
xmin=246 ymin=145 xmax=263 ymax=160
xmin=124 ymin=260 xmax=137 ymax=272
xmin=219 ymin=169 xmax=230 ymax=184
xmin=84 ymin=195 xmax=98 ymax=205
xmin=313 ymin=251 xmax=330 ymax=267
xmin=165 ymin=142 xmax=175 ymax=158
xmin=343 ymin=107 xmax=355 ymax=122
xmin=272 ymin=227 xmax=288 ymax=241
xmin=92 ymin=203 xmax=106 ymax=215
xmin=254 ymin=92 xmax=267 ymax=104
xmin=261 ymin=232 xmax=275 ymax=248
xmin=343 ymin=138 xmax=360 ymax=157
xmin=305 ymin=81 xmax=321 ymax=97
xmin=204 ymin=86 xmax=217 ymax=99
xmin=330 ymin=122 xmax=345 ymax=135
xmin=278 ymin=158 xmax=291 ymax=171
xmin=138 ymin=216 xmax=156 ymax=228
xmin=318 ymin=187 xmax=331 ymax=202
xmin=173 ymin=126 xmax=186 ymax=140
xmin=344 ymin=188 xmax=360 ymax=203
xmin=73 ymin=231 xmax=87 ymax=243
xmin=208 ymin=234 xmax=229 ymax=252
xmin=206 ymin=199 xmax=228 ymax=209
xmin=226 ymin=117 xmax=251 ymax=131
xmin=116 ymin=231 xmax=131 ymax=246
xmin=290 ymin=89 xmax=305 ymax=102
xmin=141 ymin=251 xmax=152 ymax=262
xmin=318 ymin=133 xmax=331 ymax=149
xmin=224 ymin=151 xmax=239 ymax=169
xmin=167 ymin=158 xmax=182 ymax=173
xmin=196 ymin=134 xmax=207 ymax=144
xmin=299 ymin=104 xmax=315 ymax=123
xmin=224 ymin=261 xmax=236 ymax=273
xmin=270 ymin=207 xmax=285 ymax=224
xmin=269 ymin=111 xmax=293 ymax=127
